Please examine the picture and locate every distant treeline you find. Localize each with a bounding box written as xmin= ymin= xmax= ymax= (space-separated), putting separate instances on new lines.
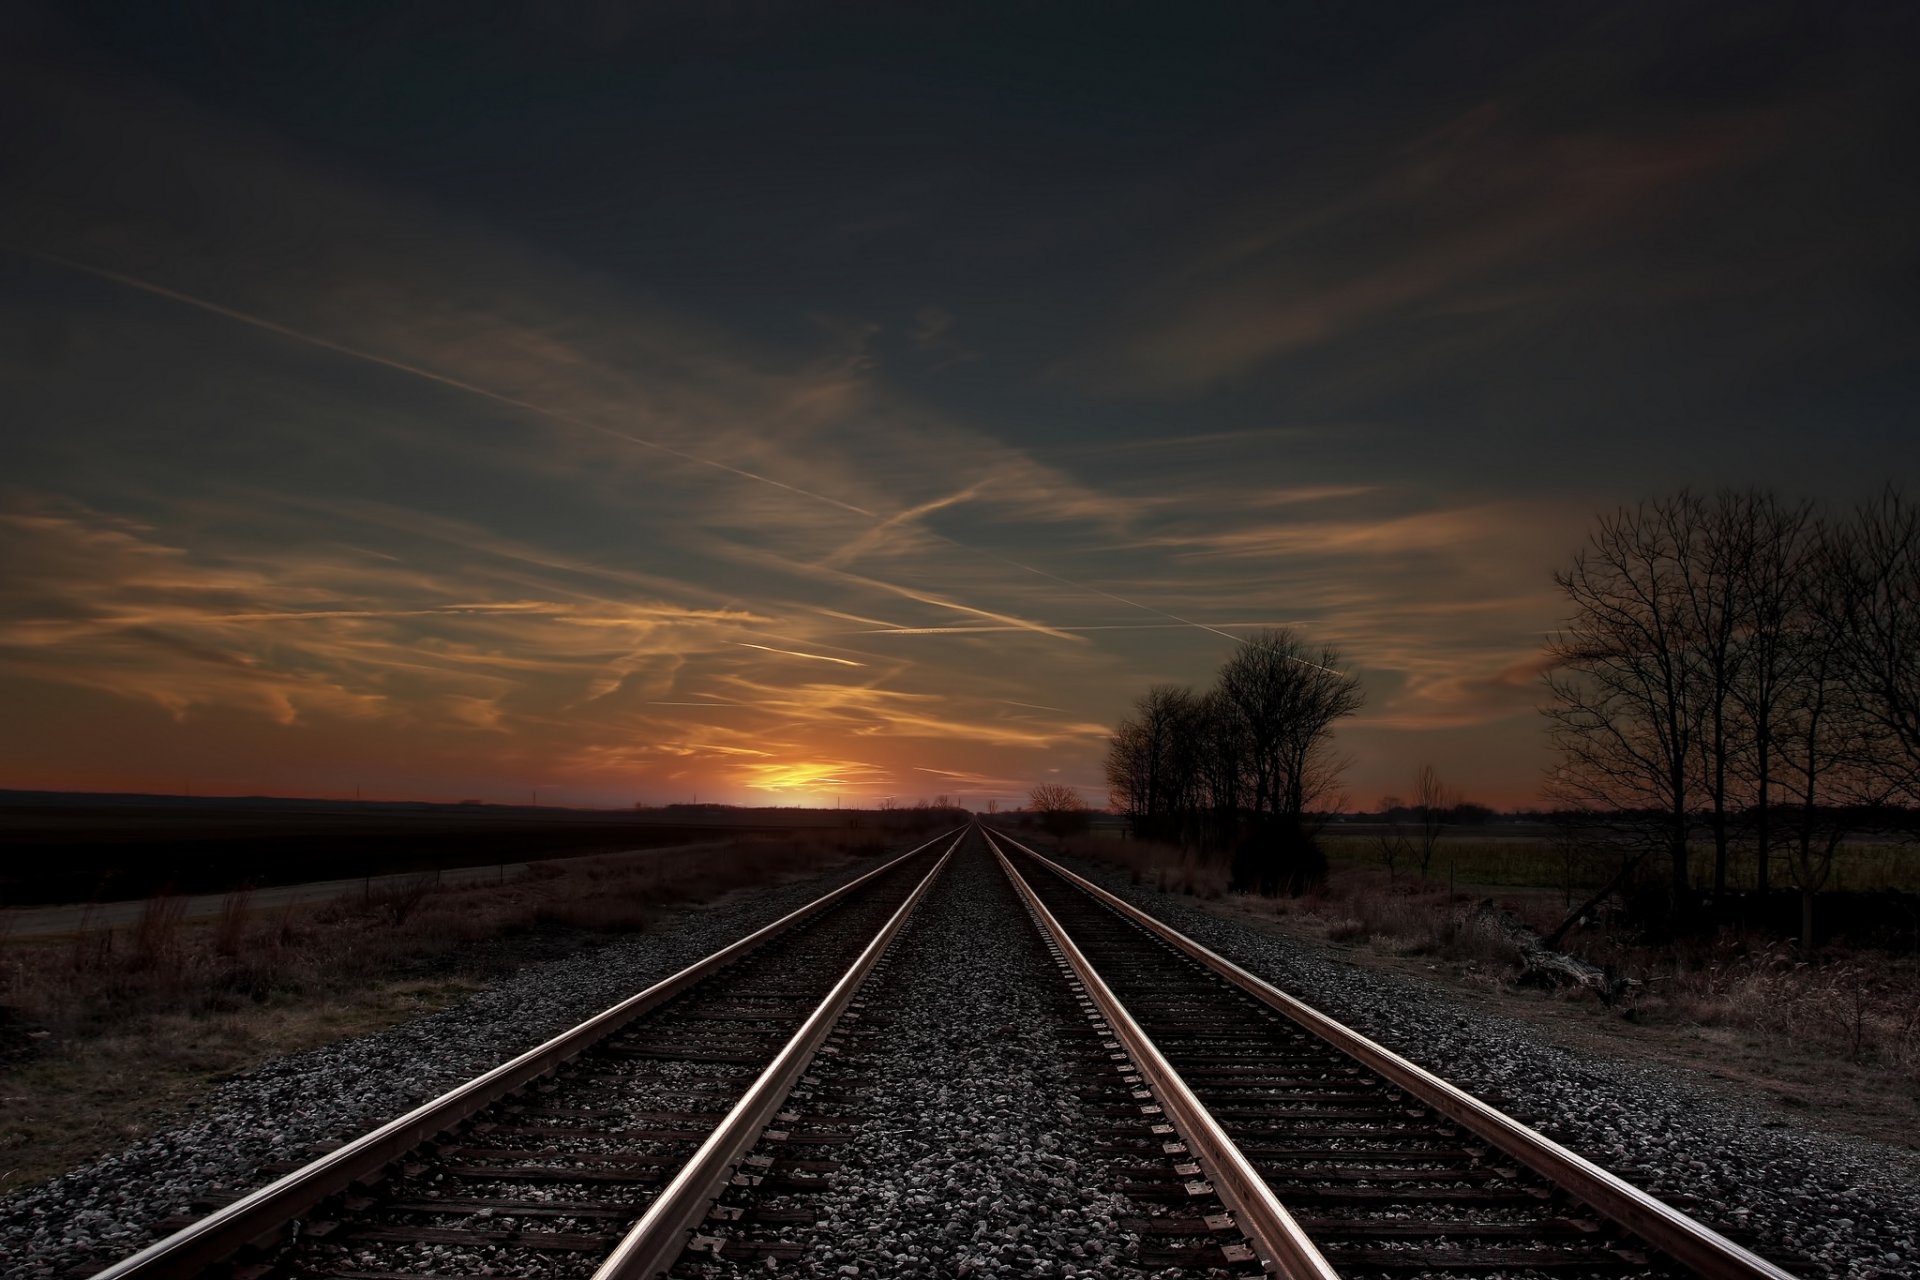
xmin=1366 ymin=801 xmax=1498 ymax=826
xmin=1104 ymin=626 xmax=1362 ymax=895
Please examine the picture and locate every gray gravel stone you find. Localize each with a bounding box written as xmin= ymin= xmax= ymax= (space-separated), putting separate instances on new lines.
xmin=1046 ymin=842 xmax=1920 ymax=1280
xmin=681 ymin=840 xmax=1152 ymax=1278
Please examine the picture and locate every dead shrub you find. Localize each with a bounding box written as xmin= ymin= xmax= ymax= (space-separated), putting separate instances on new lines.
xmin=132 ymin=892 xmax=188 ymax=968
xmin=370 ymin=876 xmax=436 ymax=927
xmin=212 ymin=889 xmax=252 ymax=958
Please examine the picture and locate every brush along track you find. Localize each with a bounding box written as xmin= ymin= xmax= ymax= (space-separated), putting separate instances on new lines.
xmin=85 ymin=831 xmax=960 ymax=1280
xmin=988 ymin=829 xmax=1806 ymax=1280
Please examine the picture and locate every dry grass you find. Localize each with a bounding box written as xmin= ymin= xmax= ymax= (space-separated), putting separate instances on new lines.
xmin=0 ymin=827 xmax=889 ymax=1196
xmin=1571 ymin=933 xmax=1920 ymax=1076
xmin=1063 ymin=835 xmax=1233 ymax=899
xmin=1069 ymin=832 xmax=1920 ymax=1093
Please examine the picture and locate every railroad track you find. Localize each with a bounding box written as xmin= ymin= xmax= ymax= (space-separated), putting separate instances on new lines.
xmin=985 ymin=827 xmax=1804 ymax=1280
xmin=87 ymin=829 xmax=961 ymax=1280
xmin=81 ymin=824 xmax=1806 ymax=1280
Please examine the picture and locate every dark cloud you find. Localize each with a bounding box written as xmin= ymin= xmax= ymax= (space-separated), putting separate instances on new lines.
xmin=1 ymin=3 xmax=1915 ymax=807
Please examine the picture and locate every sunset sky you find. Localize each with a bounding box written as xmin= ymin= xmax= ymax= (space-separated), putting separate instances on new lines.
xmin=2 ymin=4 xmax=1915 ymax=810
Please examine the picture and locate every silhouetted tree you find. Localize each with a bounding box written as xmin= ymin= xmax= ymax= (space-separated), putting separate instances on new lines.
xmin=1376 ymin=768 xmax=1455 ymax=880
xmin=1105 ymin=685 xmax=1205 ymax=843
xmin=1545 ymin=497 xmax=1703 ymax=909
xmin=1411 ymin=764 xmax=1451 ymax=877
xmin=1547 ymin=485 xmax=1916 ymax=940
xmin=1375 ymin=794 xmax=1408 ymax=881
xmin=1832 ymin=488 xmax=1920 ymax=807
xmin=1100 ymin=628 xmax=1362 ymax=895
xmin=1681 ymin=492 xmax=1754 ymax=899
xmin=1776 ymin=528 xmax=1861 ymax=948
xmin=1726 ymin=493 xmax=1818 ymax=898
xmin=1028 ymin=782 xmax=1090 ymax=838
xmin=1214 ymin=628 xmax=1362 ymax=893
xmin=1195 ymin=687 xmax=1247 ymax=857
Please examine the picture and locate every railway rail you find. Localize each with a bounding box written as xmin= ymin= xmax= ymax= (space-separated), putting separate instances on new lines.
xmin=985 ymin=827 xmax=1804 ymax=1280
xmin=86 ymin=828 xmax=960 ymax=1280
xmin=78 ymin=824 xmax=1808 ymax=1280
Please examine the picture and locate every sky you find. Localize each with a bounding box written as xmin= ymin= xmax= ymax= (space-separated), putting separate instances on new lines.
xmin=1 ymin=2 xmax=1916 ymax=811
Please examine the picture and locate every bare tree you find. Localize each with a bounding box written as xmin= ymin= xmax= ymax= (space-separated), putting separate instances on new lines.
xmin=1544 ymin=498 xmax=1701 ymax=907
xmin=1679 ymin=492 xmax=1753 ymax=900
xmin=1102 ymin=628 xmax=1362 ymax=893
xmin=1727 ymin=494 xmax=1818 ymax=899
xmin=1832 ymin=488 xmax=1920 ymax=806
xmin=1028 ymin=782 xmax=1090 ymax=838
xmin=1195 ymin=687 xmax=1246 ymax=859
xmin=1775 ymin=534 xmax=1860 ymax=949
xmin=1411 ymin=764 xmax=1451 ymax=877
xmin=1105 ymin=685 xmax=1206 ymax=843
xmin=1105 ymin=717 xmax=1149 ymax=826
xmin=1375 ymin=795 xmax=1409 ymax=881
xmin=1373 ymin=769 xmax=1451 ymax=880
xmin=1545 ymin=486 xmax=1920 ymax=941
xmin=1217 ymin=628 xmax=1364 ymax=894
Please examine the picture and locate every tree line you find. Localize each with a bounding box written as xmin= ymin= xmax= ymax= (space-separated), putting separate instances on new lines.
xmin=1544 ymin=487 xmax=1919 ymax=940
xmin=1104 ymin=627 xmax=1363 ymax=894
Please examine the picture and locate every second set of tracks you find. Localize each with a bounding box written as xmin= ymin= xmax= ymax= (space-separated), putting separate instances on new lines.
xmin=86 ymin=826 xmax=1805 ymax=1280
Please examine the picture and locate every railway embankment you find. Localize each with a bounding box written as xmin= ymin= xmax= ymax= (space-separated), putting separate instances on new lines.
xmin=0 ymin=844 xmax=895 ymax=1278
xmin=1051 ymin=846 xmax=1920 ymax=1280
xmin=10 ymin=826 xmax=1919 ymax=1279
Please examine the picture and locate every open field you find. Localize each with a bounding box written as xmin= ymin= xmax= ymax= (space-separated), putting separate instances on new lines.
xmin=0 ymin=853 xmax=674 ymax=941
xmin=1317 ymin=826 xmax=1920 ymax=897
xmin=0 ymin=823 xmax=900 ymax=1197
xmin=0 ymin=792 xmax=893 ymax=906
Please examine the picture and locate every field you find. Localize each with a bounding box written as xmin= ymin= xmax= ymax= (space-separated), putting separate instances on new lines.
xmin=1317 ymin=826 xmax=1920 ymax=898
xmin=0 ymin=792 xmax=884 ymax=905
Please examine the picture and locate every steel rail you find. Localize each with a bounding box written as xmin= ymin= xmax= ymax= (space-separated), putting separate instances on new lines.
xmin=992 ymin=828 xmax=1802 ymax=1280
xmin=987 ymin=831 xmax=1340 ymax=1280
xmin=593 ymin=831 xmax=961 ymax=1278
xmin=88 ymin=827 xmax=963 ymax=1280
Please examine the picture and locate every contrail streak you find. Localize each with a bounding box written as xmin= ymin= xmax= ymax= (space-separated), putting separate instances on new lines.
xmin=859 ymin=621 xmax=1277 ymax=635
xmin=914 ymin=534 xmax=1344 ymax=673
xmin=20 ymin=249 xmax=879 ymax=521
xmin=21 ymin=249 xmax=1338 ymax=673
xmin=731 ymin=642 xmax=866 ymax=667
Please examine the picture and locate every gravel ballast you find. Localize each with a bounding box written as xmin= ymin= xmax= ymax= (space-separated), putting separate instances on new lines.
xmin=0 ymin=836 xmax=947 ymax=1279
xmin=689 ymin=838 xmax=1149 ymax=1279
xmin=1031 ymin=838 xmax=1920 ymax=1280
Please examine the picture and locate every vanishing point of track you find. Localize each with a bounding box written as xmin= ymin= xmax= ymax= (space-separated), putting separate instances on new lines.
xmin=85 ymin=825 xmax=1805 ymax=1280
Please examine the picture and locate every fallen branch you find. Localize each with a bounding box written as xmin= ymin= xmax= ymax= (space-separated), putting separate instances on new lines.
xmin=1467 ymin=900 xmax=1630 ymax=1004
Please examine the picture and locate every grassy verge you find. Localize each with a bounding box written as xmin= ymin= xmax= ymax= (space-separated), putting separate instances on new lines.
xmin=0 ymin=828 xmax=890 ymax=1196
xmin=1058 ymin=831 xmax=1920 ymax=1146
